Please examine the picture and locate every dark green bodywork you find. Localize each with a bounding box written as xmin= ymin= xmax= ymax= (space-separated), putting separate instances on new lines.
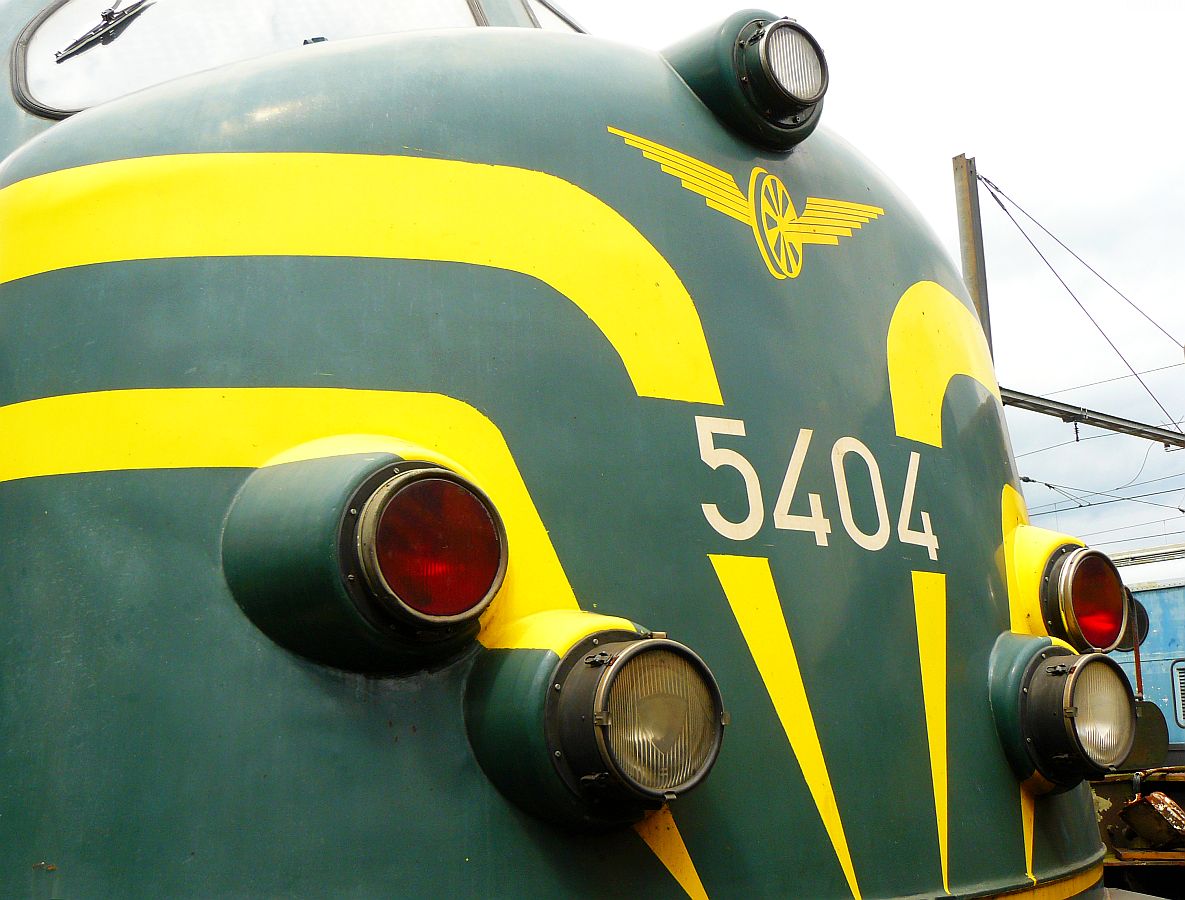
xmin=0 ymin=3 xmax=1105 ymax=896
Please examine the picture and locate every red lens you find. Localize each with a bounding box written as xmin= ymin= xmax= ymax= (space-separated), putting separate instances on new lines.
xmin=373 ymin=478 xmax=502 ymax=618
xmin=1070 ymin=553 xmax=1125 ymax=649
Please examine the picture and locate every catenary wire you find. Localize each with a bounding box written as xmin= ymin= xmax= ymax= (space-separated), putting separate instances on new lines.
xmin=1044 ymin=362 xmax=1185 ymax=398
xmin=1077 ymin=514 xmax=1185 ymax=539
xmin=978 ymin=177 xmax=1184 ymax=434
xmin=1096 ymin=527 xmax=1185 ymax=548
xmin=979 ymin=177 xmax=1184 ymax=349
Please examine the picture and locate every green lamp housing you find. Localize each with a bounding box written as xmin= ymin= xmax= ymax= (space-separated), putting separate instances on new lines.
xmin=663 ymin=9 xmax=828 ymax=152
xmin=222 ymin=453 xmax=505 ymax=673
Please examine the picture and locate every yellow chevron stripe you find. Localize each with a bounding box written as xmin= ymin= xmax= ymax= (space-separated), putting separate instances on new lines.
xmin=709 ymin=554 xmax=862 ymax=900
xmin=0 ymin=152 xmax=722 ymax=406
xmin=886 ymin=281 xmax=999 ymax=448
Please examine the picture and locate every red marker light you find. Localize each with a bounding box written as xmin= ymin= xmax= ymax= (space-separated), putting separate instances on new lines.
xmin=357 ymin=471 xmax=506 ymax=623
xmin=1044 ymin=547 xmax=1127 ymax=652
xmin=1066 ymin=551 xmax=1126 ymax=651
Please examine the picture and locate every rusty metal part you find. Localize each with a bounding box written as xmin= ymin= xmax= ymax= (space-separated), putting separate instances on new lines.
xmin=1120 ymin=791 xmax=1185 ymax=849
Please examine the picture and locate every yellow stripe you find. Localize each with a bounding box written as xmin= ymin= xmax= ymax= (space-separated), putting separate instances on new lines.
xmin=806 ymin=197 xmax=885 ymax=216
xmin=608 ymin=126 xmax=742 ymax=190
xmin=709 ymin=554 xmax=862 ymax=900
xmin=791 ymin=233 xmax=841 ymax=247
xmin=0 ymin=387 xmax=581 ymax=643
xmin=0 ymin=152 xmax=722 ymax=406
xmin=653 ymin=165 xmax=751 ymax=216
xmin=995 ymin=863 xmax=1102 ymax=899
xmin=704 ymin=199 xmax=753 ymax=225
xmin=912 ymin=571 xmax=949 ymax=895
xmin=886 ymin=281 xmax=1000 ymax=448
xmin=799 ymin=208 xmax=876 ymax=224
xmin=643 ymin=152 xmax=746 ymax=197
xmin=794 ymin=217 xmax=865 ymax=229
xmin=634 ymin=807 xmax=710 ymax=900
xmin=478 ymin=609 xmax=638 ymax=654
xmin=783 ymin=223 xmax=855 ymax=236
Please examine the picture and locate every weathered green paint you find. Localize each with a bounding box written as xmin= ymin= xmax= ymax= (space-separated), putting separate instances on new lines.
xmin=0 ymin=7 xmax=1106 ymax=897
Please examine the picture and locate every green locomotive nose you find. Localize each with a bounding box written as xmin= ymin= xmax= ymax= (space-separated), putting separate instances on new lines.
xmin=0 ymin=3 xmax=1123 ymax=897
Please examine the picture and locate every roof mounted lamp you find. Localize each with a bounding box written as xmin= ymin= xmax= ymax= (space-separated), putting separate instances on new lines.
xmin=663 ymin=9 xmax=828 ymax=152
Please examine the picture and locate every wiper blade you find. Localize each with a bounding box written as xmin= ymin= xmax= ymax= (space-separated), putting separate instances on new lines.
xmin=55 ymin=0 xmax=150 ymax=64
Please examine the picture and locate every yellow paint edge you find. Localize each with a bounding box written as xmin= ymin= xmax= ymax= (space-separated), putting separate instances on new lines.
xmin=993 ymin=862 xmax=1102 ymax=900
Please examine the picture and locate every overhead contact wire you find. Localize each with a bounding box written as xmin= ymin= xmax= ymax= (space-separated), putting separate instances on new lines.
xmin=979 ymin=176 xmax=1185 ymax=349
xmin=978 ymin=177 xmax=1184 ymax=435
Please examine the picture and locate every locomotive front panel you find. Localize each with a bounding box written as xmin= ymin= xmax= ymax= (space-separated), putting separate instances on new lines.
xmin=0 ymin=2 xmax=1132 ymax=897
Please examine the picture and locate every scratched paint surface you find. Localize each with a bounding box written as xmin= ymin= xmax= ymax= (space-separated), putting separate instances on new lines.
xmin=0 ymin=21 xmax=1103 ymax=899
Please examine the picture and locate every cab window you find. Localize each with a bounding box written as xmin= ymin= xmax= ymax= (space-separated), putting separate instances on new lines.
xmin=18 ymin=0 xmax=481 ymax=116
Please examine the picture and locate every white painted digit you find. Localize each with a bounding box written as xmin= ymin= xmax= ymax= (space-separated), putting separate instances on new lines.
xmin=830 ymin=436 xmax=891 ymax=551
xmin=897 ymin=451 xmax=940 ymax=560
xmin=772 ymin=428 xmax=832 ymax=546
xmin=695 ymin=416 xmax=764 ymax=541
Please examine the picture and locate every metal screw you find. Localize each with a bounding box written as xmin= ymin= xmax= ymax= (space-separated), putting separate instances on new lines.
xmin=347 ymin=574 xmax=356 ymax=581
xmin=553 ymin=683 xmax=561 ymax=692
xmin=591 ymin=639 xmax=599 ymax=646
xmin=554 ymin=750 xmax=562 ymax=758
xmin=349 ymin=508 xmax=358 ymax=515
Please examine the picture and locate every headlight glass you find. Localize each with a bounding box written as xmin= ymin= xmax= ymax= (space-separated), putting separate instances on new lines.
xmin=1073 ymin=658 xmax=1135 ymax=767
xmin=604 ymin=647 xmax=718 ymax=793
xmin=764 ymin=23 xmax=826 ymax=104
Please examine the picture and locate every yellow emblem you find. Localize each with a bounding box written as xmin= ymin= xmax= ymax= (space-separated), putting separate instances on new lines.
xmin=608 ymin=126 xmax=884 ymax=280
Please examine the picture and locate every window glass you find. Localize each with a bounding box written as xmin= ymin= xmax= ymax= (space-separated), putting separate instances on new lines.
xmin=23 ymin=0 xmax=478 ymax=114
xmin=526 ymin=0 xmax=578 ymax=33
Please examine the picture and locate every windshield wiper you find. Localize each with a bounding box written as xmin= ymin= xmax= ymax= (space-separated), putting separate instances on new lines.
xmin=55 ymin=0 xmax=151 ymax=64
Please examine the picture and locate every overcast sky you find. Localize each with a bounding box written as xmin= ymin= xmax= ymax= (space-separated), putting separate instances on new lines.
xmin=563 ymin=0 xmax=1185 ymax=585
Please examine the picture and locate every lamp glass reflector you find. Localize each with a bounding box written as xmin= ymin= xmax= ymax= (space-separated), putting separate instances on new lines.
xmin=766 ymin=25 xmax=825 ymax=103
xmin=1072 ymin=659 xmax=1134 ymax=767
xmin=605 ymin=649 xmax=717 ymax=792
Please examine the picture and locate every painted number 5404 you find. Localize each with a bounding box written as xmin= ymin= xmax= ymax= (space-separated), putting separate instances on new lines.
xmin=695 ymin=416 xmax=939 ymax=560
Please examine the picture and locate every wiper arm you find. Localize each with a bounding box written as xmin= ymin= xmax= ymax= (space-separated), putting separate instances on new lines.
xmin=55 ymin=0 xmax=150 ymax=64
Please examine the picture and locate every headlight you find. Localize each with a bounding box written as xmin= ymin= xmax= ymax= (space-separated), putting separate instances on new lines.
xmin=466 ymin=623 xmax=728 ymax=828
xmin=662 ymin=12 xmax=828 ymax=151
xmin=748 ymin=20 xmax=828 ymax=116
xmin=553 ymin=637 xmax=726 ymax=802
xmin=1021 ymin=649 xmax=1136 ymax=788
